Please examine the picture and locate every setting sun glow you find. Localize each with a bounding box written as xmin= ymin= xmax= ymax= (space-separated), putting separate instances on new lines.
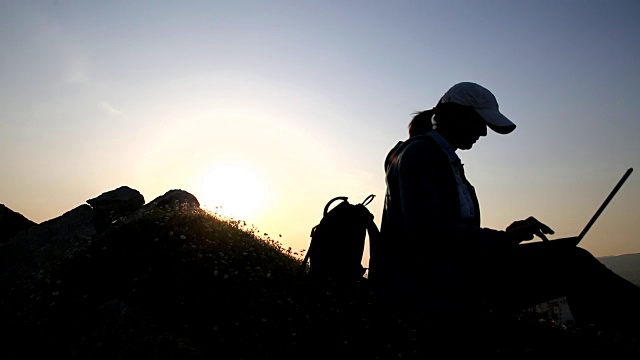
xmin=196 ymin=163 xmax=269 ymax=221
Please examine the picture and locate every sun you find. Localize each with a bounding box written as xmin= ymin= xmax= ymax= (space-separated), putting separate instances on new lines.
xmin=196 ymin=163 xmax=270 ymax=221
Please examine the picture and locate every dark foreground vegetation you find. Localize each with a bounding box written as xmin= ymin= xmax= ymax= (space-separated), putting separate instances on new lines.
xmin=1 ymin=204 xmax=638 ymax=359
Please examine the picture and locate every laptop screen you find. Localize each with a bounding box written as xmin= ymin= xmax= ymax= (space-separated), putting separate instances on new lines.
xmin=577 ymin=167 xmax=633 ymax=241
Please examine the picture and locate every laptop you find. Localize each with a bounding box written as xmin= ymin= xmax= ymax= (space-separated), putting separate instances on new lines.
xmin=523 ymin=167 xmax=633 ymax=248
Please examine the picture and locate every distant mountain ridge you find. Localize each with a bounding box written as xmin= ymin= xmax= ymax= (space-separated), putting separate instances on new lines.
xmin=597 ymin=253 xmax=640 ymax=287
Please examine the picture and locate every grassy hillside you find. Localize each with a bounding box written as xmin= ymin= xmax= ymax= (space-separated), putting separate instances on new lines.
xmin=1 ymin=203 xmax=638 ymax=358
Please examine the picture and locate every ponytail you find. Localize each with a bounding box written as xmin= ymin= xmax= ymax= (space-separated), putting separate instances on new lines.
xmin=409 ymin=102 xmax=476 ymax=137
xmin=408 ymin=109 xmax=435 ymax=137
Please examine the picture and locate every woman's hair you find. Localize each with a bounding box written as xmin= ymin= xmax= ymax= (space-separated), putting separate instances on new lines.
xmin=408 ymin=109 xmax=435 ymax=137
xmin=408 ymin=102 xmax=476 ymax=137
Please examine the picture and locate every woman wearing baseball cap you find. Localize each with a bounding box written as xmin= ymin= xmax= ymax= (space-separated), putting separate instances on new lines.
xmin=368 ymin=82 xmax=640 ymax=354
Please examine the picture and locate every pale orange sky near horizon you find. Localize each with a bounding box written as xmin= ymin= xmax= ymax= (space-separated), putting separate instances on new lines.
xmin=2 ymin=1 xmax=640 ymax=264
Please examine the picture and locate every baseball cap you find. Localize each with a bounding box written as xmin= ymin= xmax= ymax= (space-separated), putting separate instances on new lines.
xmin=439 ymin=82 xmax=516 ymax=134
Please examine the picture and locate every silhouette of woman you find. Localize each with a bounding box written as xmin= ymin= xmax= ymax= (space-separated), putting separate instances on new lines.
xmin=369 ymin=82 xmax=640 ymax=351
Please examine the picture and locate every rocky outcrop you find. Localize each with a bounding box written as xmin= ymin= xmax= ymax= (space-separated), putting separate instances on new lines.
xmin=87 ymin=186 xmax=145 ymax=216
xmin=147 ymin=189 xmax=200 ymax=208
xmin=1 ymin=204 xmax=98 ymax=282
xmin=0 ymin=204 xmax=37 ymax=243
xmin=0 ymin=186 xmax=199 ymax=284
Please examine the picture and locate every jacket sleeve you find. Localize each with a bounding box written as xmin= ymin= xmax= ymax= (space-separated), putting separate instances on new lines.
xmin=396 ymin=140 xmax=513 ymax=253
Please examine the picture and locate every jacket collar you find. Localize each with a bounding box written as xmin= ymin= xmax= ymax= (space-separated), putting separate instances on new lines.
xmin=423 ymin=130 xmax=460 ymax=166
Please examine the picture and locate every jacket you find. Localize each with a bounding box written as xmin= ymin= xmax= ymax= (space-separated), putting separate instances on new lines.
xmin=369 ymin=132 xmax=511 ymax=308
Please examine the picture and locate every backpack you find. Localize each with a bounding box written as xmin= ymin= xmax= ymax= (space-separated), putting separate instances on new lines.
xmin=299 ymin=194 xmax=379 ymax=286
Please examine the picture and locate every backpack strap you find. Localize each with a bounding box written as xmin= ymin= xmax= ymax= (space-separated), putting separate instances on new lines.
xmin=360 ymin=194 xmax=375 ymax=207
xmin=394 ymin=134 xmax=433 ymax=155
xmin=363 ymin=209 xmax=380 ymax=277
xmin=323 ymin=196 xmax=348 ymax=216
xmin=299 ymin=250 xmax=311 ymax=276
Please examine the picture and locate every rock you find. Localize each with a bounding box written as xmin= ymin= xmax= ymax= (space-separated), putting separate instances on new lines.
xmin=1 ymin=204 xmax=98 ymax=283
xmin=0 ymin=204 xmax=37 ymax=243
xmin=118 ymin=189 xmax=201 ymax=226
xmin=87 ymin=186 xmax=145 ymax=215
xmin=148 ymin=189 xmax=200 ymax=208
xmin=0 ymin=187 xmax=198 ymax=284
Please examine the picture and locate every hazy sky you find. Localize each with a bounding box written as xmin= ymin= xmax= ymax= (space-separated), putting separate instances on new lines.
xmin=2 ymin=1 xmax=640 ymax=263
